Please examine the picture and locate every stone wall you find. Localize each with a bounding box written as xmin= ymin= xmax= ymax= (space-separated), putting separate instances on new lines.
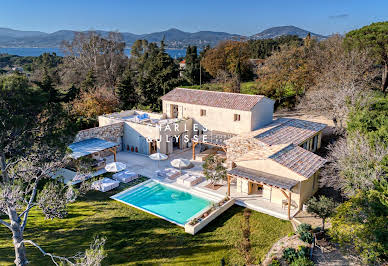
xmin=74 ymin=122 xmax=124 ymax=150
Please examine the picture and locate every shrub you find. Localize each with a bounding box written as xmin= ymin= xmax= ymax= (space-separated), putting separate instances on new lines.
xmin=299 ymin=231 xmax=314 ymax=244
xmin=283 ymin=248 xmax=298 ymax=264
xmin=290 ymin=256 xmax=314 ymax=266
xmin=296 ymin=223 xmax=312 ymax=234
xmin=268 ymin=258 xmax=281 ymax=266
xmin=288 ymin=232 xmax=295 ymax=237
xmin=297 ymin=245 xmax=310 ymax=258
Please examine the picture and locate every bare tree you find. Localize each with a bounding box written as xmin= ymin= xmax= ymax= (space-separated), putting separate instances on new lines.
xmin=0 ymin=74 xmax=102 ymax=265
xmin=61 ymin=31 xmax=126 ymax=88
xmin=300 ymin=36 xmax=378 ymax=131
xmin=321 ymin=133 xmax=387 ymax=196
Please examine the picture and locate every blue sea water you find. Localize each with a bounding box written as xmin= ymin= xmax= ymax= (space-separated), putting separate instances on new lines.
xmin=0 ymin=47 xmax=186 ymax=58
xmin=112 ymin=180 xmax=212 ymax=225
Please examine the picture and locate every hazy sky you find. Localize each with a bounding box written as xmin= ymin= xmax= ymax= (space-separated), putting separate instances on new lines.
xmin=1 ymin=0 xmax=387 ymax=36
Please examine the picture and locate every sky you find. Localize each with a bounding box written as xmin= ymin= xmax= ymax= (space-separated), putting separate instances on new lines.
xmin=1 ymin=0 xmax=387 ymax=36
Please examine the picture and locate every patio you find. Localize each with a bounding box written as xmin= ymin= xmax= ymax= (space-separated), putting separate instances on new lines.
xmin=104 ymin=147 xmax=298 ymax=220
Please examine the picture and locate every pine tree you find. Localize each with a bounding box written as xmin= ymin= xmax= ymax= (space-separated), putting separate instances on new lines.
xmin=116 ymin=68 xmax=137 ymax=109
xmin=39 ymin=68 xmax=59 ymax=102
xmin=183 ymin=45 xmax=200 ymax=85
xmin=80 ymin=70 xmax=96 ymax=91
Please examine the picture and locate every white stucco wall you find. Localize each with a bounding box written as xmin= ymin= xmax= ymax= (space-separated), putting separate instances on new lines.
xmin=250 ymin=97 xmax=275 ymax=130
xmin=163 ymin=100 xmax=253 ymax=134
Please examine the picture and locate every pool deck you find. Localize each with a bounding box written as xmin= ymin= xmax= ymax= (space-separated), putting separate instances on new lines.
xmin=105 ymin=149 xmax=298 ymax=220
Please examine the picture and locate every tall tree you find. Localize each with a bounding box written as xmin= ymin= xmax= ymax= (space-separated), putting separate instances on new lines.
xmin=116 ymin=67 xmax=138 ymax=109
xmin=0 ymin=74 xmax=100 ymax=265
xmin=183 ymin=45 xmax=200 ymax=85
xmin=344 ymin=21 xmax=388 ymax=93
xmin=132 ymin=40 xmax=179 ymax=111
xmin=61 ymin=31 xmax=127 ymax=88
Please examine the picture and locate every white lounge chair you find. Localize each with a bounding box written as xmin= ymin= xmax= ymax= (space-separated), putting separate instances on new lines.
xmin=92 ymin=178 xmax=120 ymax=192
xmin=156 ymin=168 xmax=181 ymax=179
xmin=112 ymin=171 xmax=138 ymax=183
xmin=176 ymin=173 xmax=191 ymax=185
xmin=177 ymin=174 xmax=204 ymax=187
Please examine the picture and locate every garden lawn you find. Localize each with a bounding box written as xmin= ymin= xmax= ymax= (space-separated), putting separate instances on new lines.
xmin=0 ymin=182 xmax=292 ymax=265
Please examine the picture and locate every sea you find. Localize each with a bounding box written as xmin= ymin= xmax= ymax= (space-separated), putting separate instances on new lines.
xmin=0 ymin=47 xmax=187 ymax=58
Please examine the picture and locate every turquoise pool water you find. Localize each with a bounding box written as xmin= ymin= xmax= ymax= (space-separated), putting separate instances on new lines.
xmin=111 ymin=180 xmax=213 ymax=225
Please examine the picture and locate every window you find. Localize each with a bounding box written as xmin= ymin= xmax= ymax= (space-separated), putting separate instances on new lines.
xmin=200 ymin=109 xmax=206 ymax=116
xmin=234 ymin=114 xmax=241 ymax=121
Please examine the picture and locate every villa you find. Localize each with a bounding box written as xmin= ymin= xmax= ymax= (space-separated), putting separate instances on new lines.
xmin=67 ymin=87 xmax=327 ymax=231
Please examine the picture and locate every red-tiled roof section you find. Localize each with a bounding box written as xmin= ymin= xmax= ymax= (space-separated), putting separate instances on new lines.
xmin=270 ymin=145 xmax=327 ymax=178
xmin=256 ymin=119 xmax=326 ymax=146
xmin=161 ymin=88 xmax=266 ymax=111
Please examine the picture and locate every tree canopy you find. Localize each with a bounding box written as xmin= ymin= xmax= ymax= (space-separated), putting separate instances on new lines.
xmin=345 ymin=21 xmax=388 ymax=92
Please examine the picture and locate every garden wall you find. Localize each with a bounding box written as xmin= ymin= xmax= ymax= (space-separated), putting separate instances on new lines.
xmin=74 ymin=122 xmax=124 ymax=150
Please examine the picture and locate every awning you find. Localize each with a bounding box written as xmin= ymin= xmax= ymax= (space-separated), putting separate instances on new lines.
xmin=228 ymin=166 xmax=299 ymax=190
xmin=69 ymin=138 xmax=119 ymax=159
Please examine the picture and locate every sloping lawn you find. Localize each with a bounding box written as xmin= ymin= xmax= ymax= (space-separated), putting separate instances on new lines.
xmin=0 ymin=182 xmax=292 ymax=265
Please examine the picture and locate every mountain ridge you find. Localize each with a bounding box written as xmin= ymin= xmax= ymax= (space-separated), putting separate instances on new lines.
xmin=0 ymin=26 xmax=326 ymax=48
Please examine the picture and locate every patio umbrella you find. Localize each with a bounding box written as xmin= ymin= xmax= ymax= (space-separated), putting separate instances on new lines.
xmin=149 ymin=152 xmax=168 ymax=168
xmin=105 ymin=162 xmax=127 ymax=173
xmin=171 ymin=158 xmax=191 ymax=170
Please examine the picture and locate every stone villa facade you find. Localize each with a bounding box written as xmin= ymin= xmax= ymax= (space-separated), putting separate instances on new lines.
xmin=75 ymin=87 xmax=327 ymax=219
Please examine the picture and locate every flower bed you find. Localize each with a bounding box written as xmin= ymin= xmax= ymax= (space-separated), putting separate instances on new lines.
xmin=185 ymin=197 xmax=235 ymax=235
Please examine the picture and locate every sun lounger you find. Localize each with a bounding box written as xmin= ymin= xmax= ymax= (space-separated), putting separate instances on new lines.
xmin=176 ymin=173 xmax=191 ymax=185
xmin=183 ymin=175 xmax=204 ymax=186
xmin=156 ymin=168 xmax=181 ymax=179
xmin=177 ymin=174 xmax=204 ymax=187
xmin=112 ymin=171 xmax=138 ymax=183
xmin=92 ymin=178 xmax=120 ymax=192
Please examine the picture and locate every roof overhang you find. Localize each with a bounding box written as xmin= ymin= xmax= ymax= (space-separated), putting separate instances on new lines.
xmin=228 ymin=166 xmax=299 ymax=191
xmin=69 ymin=138 xmax=119 ymax=159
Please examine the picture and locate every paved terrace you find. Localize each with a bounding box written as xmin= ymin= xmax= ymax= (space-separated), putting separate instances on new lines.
xmin=105 ymin=148 xmax=298 ymax=220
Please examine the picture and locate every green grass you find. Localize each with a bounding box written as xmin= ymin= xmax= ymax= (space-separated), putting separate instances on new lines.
xmin=0 ymin=179 xmax=292 ymax=265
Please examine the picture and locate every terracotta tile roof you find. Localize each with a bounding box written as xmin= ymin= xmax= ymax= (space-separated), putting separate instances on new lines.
xmin=270 ymin=145 xmax=326 ymax=178
xmin=161 ymin=88 xmax=267 ymax=111
xmin=229 ymin=166 xmax=299 ymax=190
xmin=255 ymin=119 xmax=326 ymax=146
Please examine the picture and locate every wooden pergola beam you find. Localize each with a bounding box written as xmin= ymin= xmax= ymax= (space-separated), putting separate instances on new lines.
xmin=192 ymin=141 xmax=197 ymax=160
xmin=107 ymin=146 xmax=117 ymax=162
xmin=227 ymin=174 xmax=231 ymax=196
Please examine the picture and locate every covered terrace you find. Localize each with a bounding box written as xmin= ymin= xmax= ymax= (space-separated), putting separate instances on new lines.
xmin=69 ymin=138 xmax=120 ymax=161
xmin=227 ymin=166 xmax=299 ymax=219
xmin=191 ymin=131 xmax=235 ymax=160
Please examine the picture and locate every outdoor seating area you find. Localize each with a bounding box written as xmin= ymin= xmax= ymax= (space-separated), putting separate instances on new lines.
xmin=155 ymin=167 xmax=181 ymax=179
xmin=176 ymin=173 xmax=204 ymax=187
xmin=92 ymin=177 xmax=120 ymax=192
xmin=112 ymin=170 xmax=138 ymax=183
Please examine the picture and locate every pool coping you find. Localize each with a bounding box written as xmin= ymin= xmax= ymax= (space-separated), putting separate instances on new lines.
xmin=110 ymin=179 xmax=214 ymax=227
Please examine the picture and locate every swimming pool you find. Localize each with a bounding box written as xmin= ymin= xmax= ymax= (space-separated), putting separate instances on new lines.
xmin=111 ymin=180 xmax=213 ymax=225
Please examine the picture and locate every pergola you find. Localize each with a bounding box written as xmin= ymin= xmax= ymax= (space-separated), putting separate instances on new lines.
xmin=69 ymin=138 xmax=120 ymax=162
xmin=191 ymin=131 xmax=234 ymax=160
xmin=227 ymin=166 xmax=299 ymax=219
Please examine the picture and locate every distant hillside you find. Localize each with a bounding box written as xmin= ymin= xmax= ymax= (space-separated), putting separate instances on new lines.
xmin=250 ymin=26 xmax=326 ymax=40
xmin=0 ymin=27 xmax=241 ymax=48
xmin=0 ymin=26 xmax=326 ymax=49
